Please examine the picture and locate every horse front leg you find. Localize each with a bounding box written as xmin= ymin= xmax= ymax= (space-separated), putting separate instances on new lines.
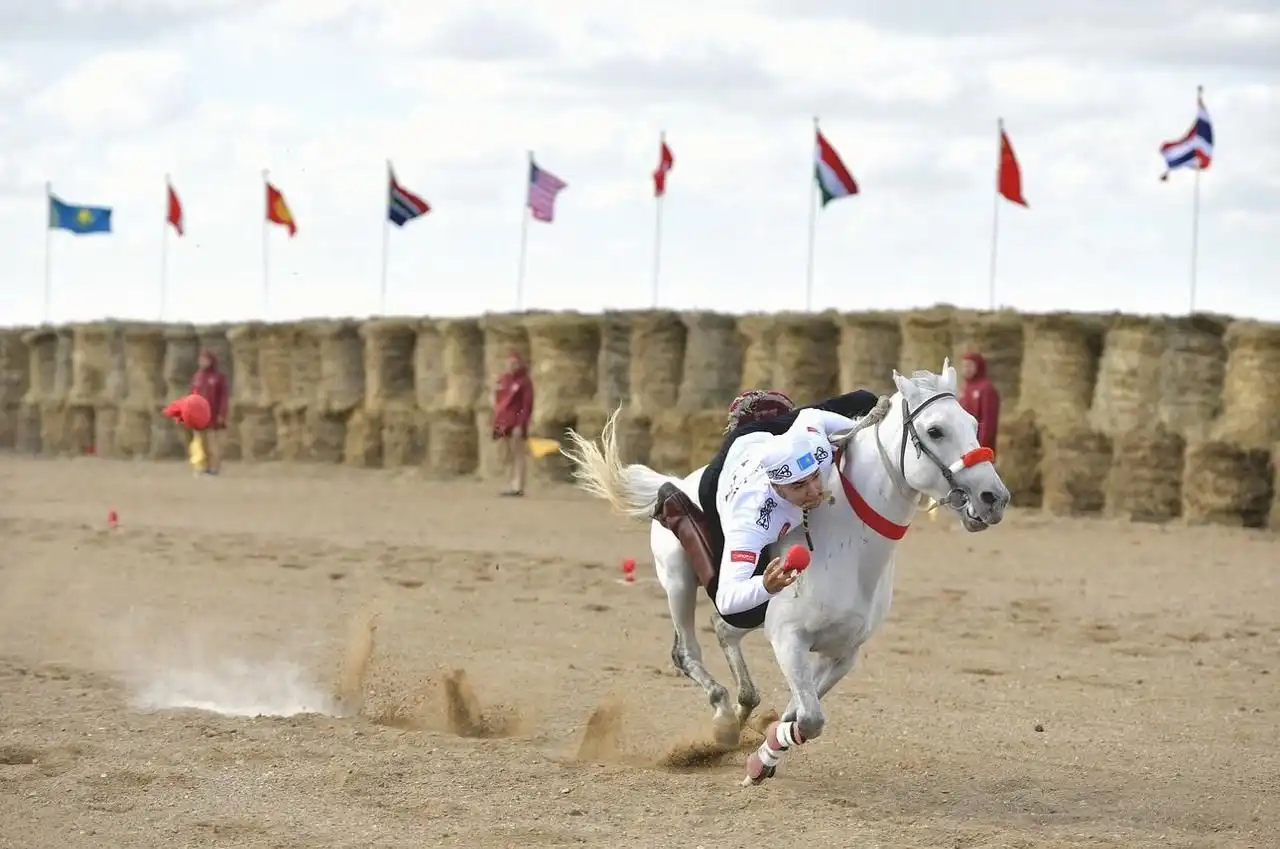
xmin=743 ymin=631 xmax=822 ymax=786
xmin=779 ymin=649 xmax=860 ymax=722
xmin=711 ymin=609 xmax=762 ymax=734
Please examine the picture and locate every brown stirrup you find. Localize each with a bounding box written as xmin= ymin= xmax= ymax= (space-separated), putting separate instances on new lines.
xmin=653 ymin=482 xmax=718 ymax=589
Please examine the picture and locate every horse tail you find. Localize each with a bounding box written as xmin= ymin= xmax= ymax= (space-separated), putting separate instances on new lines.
xmin=561 ymin=405 xmax=676 ymax=521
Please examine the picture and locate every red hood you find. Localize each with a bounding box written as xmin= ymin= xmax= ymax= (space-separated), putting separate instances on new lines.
xmin=198 ymin=348 xmax=220 ymax=371
xmin=962 ymin=352 xmax=988 ymax=381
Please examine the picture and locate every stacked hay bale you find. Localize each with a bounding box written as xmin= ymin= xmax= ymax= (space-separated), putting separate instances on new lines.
xmin=737 ymin=314 xmax=776 ymax=391
xmin=1212 ymin=320 xmax=1280 ymax=448
xmin=414 ymin=318 xmax=446 ymax=409
xmin=31 ymin=327 xmax=76 ymax=455
xmin=435 ymin=318 xmax=484 ymax=477
xmin=117 ymin=324 xmax=167 ymax=458
xmin=1271 ymin=449 xmax=1280 ymax=531
xmin=1158 ymin=314 xmax=1226 ymax=440
xmin=225 ymin=323 xmax=269 ymax=461
xmin=835 ymin=312 xmax=901 ymax=396
xmin=773 ymin=313 xmax=838 ymax=404
xmin=1018 ymin=312 xmax=1104 ymax=427
xmin=359 ymin=319 xmax=420 ymax=469
xmin=899 ymin=307 xmax=953 ymax=375
xmin=1182 ymin=440 xmax=1273 ymax=528
xmin=68 ymin=322 xmax=120 ymax=457
xmin=952 ymin=311 xmax=1024 ymax=410
xmin=632 ymin=311 xmax=687 ymax=473
xmin=275 ymin=321 xmax=322 ymax=463
xmin=997 ymin=410 xmax=1042 ymax=508
xmin=152 ymin=324 xmax=200 ymax=460
xmin=679 ymin=312 xmax=741 ymax=410
xmin=1039 ymin=422 xmax=1113 ymax=515
xmin=1090 ymin=315 xmax=1167 ymax=437
xmin=1104 ymin=427 xmax=1185 ymax=521
xmin=523 ymin=312 xmax=600 ymax=482
xmin=0 ymin=327 xmax=30 ymax=451
xmin=17 ymin=328 xmax=58 ymax=453
xmin=310 ymin=320 xmax=363 ymax=463
xmin=596 ymin=311 xmax=633 ymax=410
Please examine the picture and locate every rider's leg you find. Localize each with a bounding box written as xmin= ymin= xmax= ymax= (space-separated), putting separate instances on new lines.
xmin=653 ymin=483 xmax=718 ymax=588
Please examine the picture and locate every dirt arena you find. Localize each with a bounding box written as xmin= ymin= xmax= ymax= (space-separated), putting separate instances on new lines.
xmin=1 ymin=456 xmax=1277 ymax=848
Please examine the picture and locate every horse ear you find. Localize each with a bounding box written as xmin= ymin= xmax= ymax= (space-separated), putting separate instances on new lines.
xmin=940 ymin=358 xmax=958 ymax=391
xmin=892 ymin=369 xmax=916 ymax=400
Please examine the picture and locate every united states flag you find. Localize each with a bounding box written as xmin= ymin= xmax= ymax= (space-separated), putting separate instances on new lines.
xmin=527 ymin=159 xmax=567 ymax=223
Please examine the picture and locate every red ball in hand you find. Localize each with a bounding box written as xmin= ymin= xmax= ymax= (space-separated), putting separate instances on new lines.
xmin=783 ymin=544 xmax=811 ymax=572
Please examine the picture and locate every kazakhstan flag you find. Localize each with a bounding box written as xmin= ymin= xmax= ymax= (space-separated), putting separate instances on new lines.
xmin=48 ymin=193 xmax=112 ymax=235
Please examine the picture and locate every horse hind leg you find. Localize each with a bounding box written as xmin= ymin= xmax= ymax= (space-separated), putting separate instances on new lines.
xmin=711 ymin=609 xmax=761 ymax=730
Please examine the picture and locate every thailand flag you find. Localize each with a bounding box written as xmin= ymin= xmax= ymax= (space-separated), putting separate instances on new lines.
xmin=1159 ymin=91 xmax=1213 ymax=181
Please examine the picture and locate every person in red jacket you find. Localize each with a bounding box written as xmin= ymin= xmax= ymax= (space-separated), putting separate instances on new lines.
xmin=959 ymin=351 xmax=1000 ymax=454
xmin=492 ymin=351 xmax=534 ymax=496
xmin=190 ymin=349 xmax=230 ymax=475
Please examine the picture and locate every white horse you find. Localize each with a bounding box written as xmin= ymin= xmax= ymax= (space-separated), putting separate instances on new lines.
xmin=561 ymin=361 xmax=1010 ymax=785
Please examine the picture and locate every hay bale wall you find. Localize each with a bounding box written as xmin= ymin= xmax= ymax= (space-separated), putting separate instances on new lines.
xmin=952 ymin=311 xmax=1023 ymax=410
xmin=678 ymin=312 xmax=741 ymax=410
xmin=1 ymin=328 xmax=30 ymax=451
xmin=773 ymin=314 xmax=838 ymax=404
xmin=1040 ymin=423 xmax=1112 ymax=515
xmin=737 ymin=315 xmax=775 ymax=391
xmin=835 ymin=313 xmax=901 ymax=396
xmin=1104 ymin=428 xmax=1185 ymax=521
xmin=1019 ymin=313 xmax=1104 ymax=425
xmin=314 ymin=320 xmax=363 ymax=415
xmin=629 ymin=311 xmax=685 ymax=417
xmin=225 ymin=323 xmax=264 ymax=405
xmin=439 ymin=319 xmax=484 ymax=409
xmin=997 ymin=410 xmax=1042 ymax=508
xmin=526 ymin=312 xmax=599 ymax=422
xmin=1215 ymin=321 xmax=1280 ymax=447
xmin=1158 ymin=315 xmax=1226 ymax=439
xmin=1090 ymin=316 xmax=1167 ymax=437
xmin=899 ymin=308 xmax=953 ymax=375
xmin=361 ymin=319 xmax=417 ymax=409
xmin=596 ymin=312 xmax=632 ymax=409
xmin=1181 ymin=441 xmax=1273 ymax=528
xmin=414 ymin=320 xmax=446 ymax=410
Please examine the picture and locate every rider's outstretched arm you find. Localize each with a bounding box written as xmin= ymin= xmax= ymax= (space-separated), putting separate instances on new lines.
xmin=714 ymin=499 xmax=776 ymax=616
xmin=790 ymin=405 xmax=864 ymax=440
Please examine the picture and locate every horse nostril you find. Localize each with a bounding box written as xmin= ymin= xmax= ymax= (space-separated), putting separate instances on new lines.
xmin=979 ymin=490 xmax=999 ymax=506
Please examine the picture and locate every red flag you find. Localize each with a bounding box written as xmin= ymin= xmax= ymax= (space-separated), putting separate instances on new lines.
xmin=265 ymin=181 xmax=297 ymax=236
xmin=166 ymin=182 xmax=184 ymax=236
xmin=653 ymin=139 xmax=674 ymax=197
xmin=997 ymin=127 xmax=1028 ymax=207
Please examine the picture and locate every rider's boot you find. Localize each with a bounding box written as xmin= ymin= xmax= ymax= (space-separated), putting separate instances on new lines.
xmin=653 ymin=482 xmax=718 ymax=588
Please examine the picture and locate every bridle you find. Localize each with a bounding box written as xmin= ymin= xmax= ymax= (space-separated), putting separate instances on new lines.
xmin=871 ymin=391 xmax=995 ymax=512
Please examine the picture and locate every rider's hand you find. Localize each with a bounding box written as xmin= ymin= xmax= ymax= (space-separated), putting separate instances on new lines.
xmin=762 ymin=556 xmax=800 ymax=594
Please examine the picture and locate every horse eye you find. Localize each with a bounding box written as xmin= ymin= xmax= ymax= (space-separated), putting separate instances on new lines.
xmin=926 ymin=426 xmax=944 ymax=440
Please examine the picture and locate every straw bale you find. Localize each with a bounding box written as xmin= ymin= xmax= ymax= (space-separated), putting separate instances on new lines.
xmin=236 ymin=405 xmax=278 ymax=462
xmin=343 ymin=408 xmax=383 ymax=468
xmin=1181 ymin=440 xmax=1273 ymax=528
xmin=648 ymin=410 xmax=693 ymax=476
xmin=195 ymin=324 xmax=233 ymax=383
xmin=1104 ymin=427 xmax=1185 ymax=522
xmin=221 ymin=407 xmax=242 ymax=461
xmin=66 ymin=404 xmax=95 ymax=456
xmin=528 ymin=414 xmax=577 ymax=483
xmin=0 ymin=404 xmax=15 ymax=450
xmin=0 ymin=328 xmax=29 ymax=406
xmin=38 ymin=402 xmax=71 ymax=456
xmin=996 ymin=410 xmax=1042 ymax=508
xmin=120 ymin=324 xmax=167 ymax=406
xmin=68 ymin=323 xmax=117 ymax=407
xmin=1018 ymin=313 xmax=1104 ymax=424
xmin=835 ymin=312 xmax=901 ymax=396
xmin=1088 ymin=315 xmax=1167 ymax=436
xmin=1214 ymin=320 xmax=1280 ymax=447
xmin=382 ymin=403 xmax=425 ymax=468
xmin=675 ymin=312 xmax=741 ymax=410
xmin=688 ymin=410 xmax=729 ymax=472
xmin=114 ymin=405 xmax=153 ymax=458
xmin=952 ymin=311 xmax=1024 ymax=410
xmin=1039 ymin=423 xmax=1113 ymax=515
xmin=629 ymin=311 xmax=686 ymax=417
xmin=162 ymin=324 xmax=200 ymax=400
xmin=737 ymin=315 xmax=776 ymax=391
xmin=439 ymin=319 xmax=485 ymax=409
xmin=257 ymin=323 xmax=295 ymax=407
xmin=149 ymin=411 xmax=187 ymax=461
xmin=1271 ymin=447 xmax=1280 ymax=531
xmin=53 ymin=327 xmax=73 ymax=401
xmin=480 ymin=313 xmax=531 ymax=394
xmin=772 ymin=314 xmax=839 ymax=404
xmin=274 ymin=402 xmax=308 ymax=463
xmin=313 ymin=320 xmax=364 ymax=414
xmin=290 ymin=321 xmax=323 ymax=407
xmin=304 ymin=409 xmax=347 ymax=464
xmin=21 ymin=328 xmax=57 ymax=403
xmin=13 ymin=404 xmax=41 ymax=453
xmin=93 ymin=405 xmax=119 ymax=459
xmin=574 ymin=404 xmax=651 ymax=466
xmin=414 ymin=319 xmax=446 ymax=410
xmin=225 ymin=323 xmax=265 ymax=405
xmin=1157 ymin=314 xmax=1226 ymax=439
xmin=426 ymin=407 xmax=478 ymax=477
xmin=359 ymin=319 xmax=417 ymax=410
xmin=474 ymin=407 xmax=503 ymax=479
xmin=899 ymin=308 xmax=954 ymax=375
xmin=596 ymin=311 xmax=633 ymax=409
xmin=526 ymin=312 xmax=600 ymax=421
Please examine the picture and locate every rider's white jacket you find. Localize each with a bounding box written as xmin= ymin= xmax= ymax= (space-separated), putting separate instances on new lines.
xmin=713 ymin=407 xmax=861 ymax=616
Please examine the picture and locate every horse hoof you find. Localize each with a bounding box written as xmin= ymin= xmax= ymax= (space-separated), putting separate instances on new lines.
xmin=712 ymin=714 xmax=741 ymax=749
xmin=742 ymin=752 xmax=776 ymax=786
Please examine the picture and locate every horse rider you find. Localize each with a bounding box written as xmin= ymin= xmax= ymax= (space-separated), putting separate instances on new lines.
xmin=654 ymin=388 xmax=879 ymax=621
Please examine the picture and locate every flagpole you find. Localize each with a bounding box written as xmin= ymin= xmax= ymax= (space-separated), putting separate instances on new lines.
xmin=516 ymin=150 xmax=532 ymax=311
xmin=804 ymin=116 xmax=819 ymax=312
xmin=160 ymin=174 xmax=170 ymax=321
xmin=261 ymin=169 xmax=270 ymax=317
xmin=1188 ymin=84 xmax=1203 ymax=315
xmin=380 ymin=159 xmax=391 ymax=315
xmin=652 ymin=131 xmax=666 ymax=308
xmin=988 ymin=118 xmax=1003 ymax=311
xmin=43 ymin=181 xmax=52 ymax=324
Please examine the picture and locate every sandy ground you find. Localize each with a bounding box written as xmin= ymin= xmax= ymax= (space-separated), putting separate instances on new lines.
xmin=0 ymin=455 xmax=1277 ymax=849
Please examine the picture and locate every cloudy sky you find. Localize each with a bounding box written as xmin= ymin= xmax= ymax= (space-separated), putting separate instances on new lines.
xmin=1 ymin=0 xmax=1276 ymax=327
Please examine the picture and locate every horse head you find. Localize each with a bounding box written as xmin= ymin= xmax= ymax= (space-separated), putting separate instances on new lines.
xmin=880 ymin=358 xmax=1010 ymax=532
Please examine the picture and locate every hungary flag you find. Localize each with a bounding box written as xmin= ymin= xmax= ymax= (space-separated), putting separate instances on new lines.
xmin=814 ymin=129 xmax=859 ymax=206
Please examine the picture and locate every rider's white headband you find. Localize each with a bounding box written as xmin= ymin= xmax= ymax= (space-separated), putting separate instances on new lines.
xmin=763 ymin=432 xmax=830 ymax=485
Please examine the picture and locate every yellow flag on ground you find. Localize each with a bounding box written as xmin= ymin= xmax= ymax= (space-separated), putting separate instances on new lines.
xmin=527 ymin=437 xmax=561 ymax=459
xmin=189 ymin=434 xmax=207 ymax=471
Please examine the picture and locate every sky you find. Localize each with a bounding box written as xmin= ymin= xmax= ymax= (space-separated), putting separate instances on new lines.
xmin=0 ymin=0 xmax=1277 ymax=328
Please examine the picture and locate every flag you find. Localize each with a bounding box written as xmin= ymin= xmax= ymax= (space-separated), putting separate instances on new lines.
xmin=814 ymin=129 xmax=858 ymax=207
xmin=997 ymin=127 xmax=1028 ymax=207
xmin=1159 ymin=89 xmax=1213 ymax=181
xmin=167 ymin=182 xmax=184 ymax=236
xmin=388 ymin=165 xmax=430 ymax=227
xmin=653 ymin=139 xmax=674 ymax=197
xmin=48 ymin=193 xmax=112 ymax=235
xmin=527 ymin=159 xmax=567 ymax=223
xmin=266 ymin=180 xmax=296 ymax=236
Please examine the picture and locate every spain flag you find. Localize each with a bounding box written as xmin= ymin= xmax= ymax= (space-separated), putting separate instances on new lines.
xmin=265 ymin=179 xmax=297 ymax=236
